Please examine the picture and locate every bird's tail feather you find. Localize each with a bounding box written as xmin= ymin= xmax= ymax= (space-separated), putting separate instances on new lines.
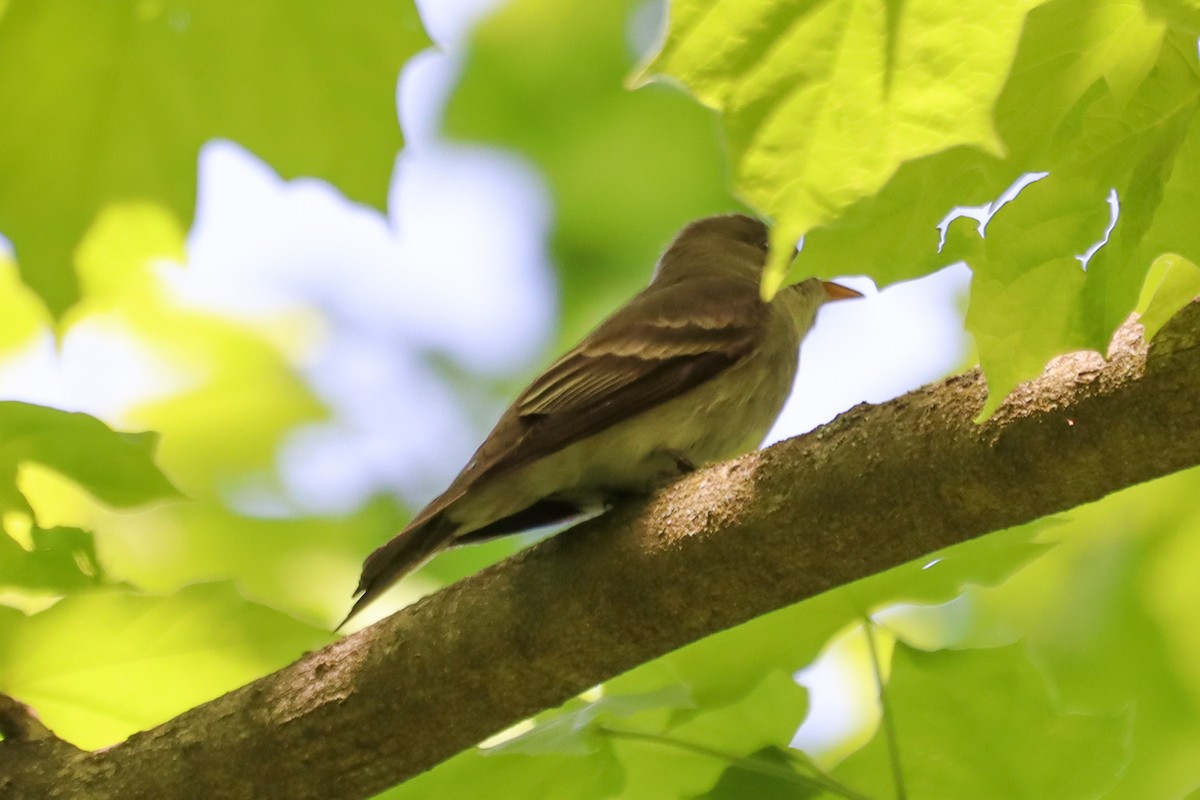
xmin=338 ymin=513 xmax=453 ymax=630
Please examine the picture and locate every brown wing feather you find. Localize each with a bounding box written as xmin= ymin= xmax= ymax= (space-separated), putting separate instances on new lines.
xmin=394 ymin=276 xmax=766 ymax=529
xmin=483 ymin=276 xmax=767 ymax=478
xmin=487 ymin=349 xmax=736 ymax=478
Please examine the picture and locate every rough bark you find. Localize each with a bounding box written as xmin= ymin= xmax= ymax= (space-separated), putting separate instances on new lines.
xmin=4 ymin=303 xmax=1200 ymax=800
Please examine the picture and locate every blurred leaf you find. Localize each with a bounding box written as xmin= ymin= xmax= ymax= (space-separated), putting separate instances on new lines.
xmin=1143 ymin=0 xmax=1200 ymax=35
xmin=696 ymin=748 xmax=821 ymax=800
xmin=611 ymin=671 xmax=813 ymax=800
xmin=383 ymin=720 xmax=625 ymax=800
xmin=2 ymin=201 xmax=381 ymax=623
xmin=0 ymin=582 xmax=330 ymax=749
xmin=0 ymin=525 xmax=105 ymax=593
xmin=396 ymin=671 xmax=815 ymax=800
xmin=74 ymin=202 xmax=188 ymax=309
xmin=488 ymin=685 xmax=693 ymax=757
xmin=0 ymin=256 xmax=49 ymax=354
xmin=0 ymin=400 xmax=179 ymax=515
xmin=1136 ymin=253 xmax=1200 ymax=340
xmin=1146 ymin=517 xmax=1200 ymax=710
xmin=833 ymin=642 xmax=1130 ymax=799
xmin=446 ymin=0 xmax=740 ymax=347
xmin=486 ymin=672 xmax=810 ymax=799
xmin=124 ymin=311 xmax=329 ymax=492
xmin=76 ymin=494 xmax=409 ymax=628
xmin=0 ymin=0 xmax=427 ymax=317
xmin=63 ymin=203 xmax=330 ymax=494
xmin=960 ymin=466 xmax=1200 ymax=797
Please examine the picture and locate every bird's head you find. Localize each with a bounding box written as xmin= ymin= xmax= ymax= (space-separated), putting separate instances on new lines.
xmin=652 ymin=214 xmax=773 ymax=284
xmin=653 ymin=216 xmax=862 ymax=312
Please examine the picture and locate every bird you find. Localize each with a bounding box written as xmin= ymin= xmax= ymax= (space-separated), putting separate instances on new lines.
xmin=341 ymin=213 xmax=861 ymax=627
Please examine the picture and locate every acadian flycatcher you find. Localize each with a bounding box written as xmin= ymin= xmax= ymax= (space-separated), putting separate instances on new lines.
xmin=342 ymin=213 xmax=860 ymax=626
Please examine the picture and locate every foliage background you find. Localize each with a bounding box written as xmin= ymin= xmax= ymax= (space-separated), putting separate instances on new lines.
xmin=2 ymin=0 xmax=1200 ymax=797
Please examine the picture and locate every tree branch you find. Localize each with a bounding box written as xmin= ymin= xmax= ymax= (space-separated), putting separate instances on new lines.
xmin=4 ymin=304 xmax=1200 ymax=800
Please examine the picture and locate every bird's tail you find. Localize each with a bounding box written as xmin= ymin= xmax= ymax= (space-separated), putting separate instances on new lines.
xmin=337 ymin=513 xmax=453 ymax=630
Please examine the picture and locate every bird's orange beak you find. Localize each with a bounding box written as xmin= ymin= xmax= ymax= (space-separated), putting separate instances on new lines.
xmin=822 ymin=281 xmax=864 ymax=302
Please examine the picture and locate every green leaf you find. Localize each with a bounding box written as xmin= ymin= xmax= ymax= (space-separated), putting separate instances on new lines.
xmin=642 ymin=0 xmax=1039 ymax=294
xmin=964 ymin=467 xmax=1200 ymax=797
xmin=0 ymin=524 xmax=106 ymax=593
xmin=92 ymin=496 xmax=409 ymax=627
xmin=994 ymin=0 xmax=1167 ymax=165
xmin=964 ymin=177 xmax=1095 ymax=417
xmin=611 ymin=671 xmax=812 ymax=800
xmin=0 ymin=0 xmax=428 ymax=317
xmin=649 ymin=0 xmax=1200 ymax=411
xmin=791 ymin=0 xmax=1171 ymax=287
xmin=418 ymin=672 xmax=814 ymax=800
xmin=1143 ymin=0 xmax=1200 ymax=34
xmin=696 ymin=748 xmax=821 ymax=800
xmin=0 ymin=256 xmax=48 ymax=354
xmin=833 ymin=643 xmax=1130 ymax=799
xmin=0 ymin=582 xmax=331 ymax=749
xmin=1063 ymin=29 xmax=1200 ymax=339
xmin=1118 ymin=69 xmax=1200 ymax=305
xmin=1136 ymin=253 xmax=1200 ymax=340
xmin=968 ymin=28 xmax=1200 ymax=414
xmin=663 ymin=671 xmax=807 ymax=759
xmin=488 ymin=685 xmax=694 ymax=757
xmin=0 ymin=400 xmax=179 ymax=513
xmin=385 ymin=721 xmax=626 ymax=800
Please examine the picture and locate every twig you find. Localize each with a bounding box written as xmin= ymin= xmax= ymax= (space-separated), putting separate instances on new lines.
xmin=863 ymin=619 xmax=906 ymax=800
xmin=597 ymin=726 xmax=872 ymax=800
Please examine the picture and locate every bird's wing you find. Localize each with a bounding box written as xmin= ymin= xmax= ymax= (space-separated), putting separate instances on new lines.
xmin=483 ymin=275 xmax=769 ymax=477
xmin=395 ymin=277 xmax=766 ymax=534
